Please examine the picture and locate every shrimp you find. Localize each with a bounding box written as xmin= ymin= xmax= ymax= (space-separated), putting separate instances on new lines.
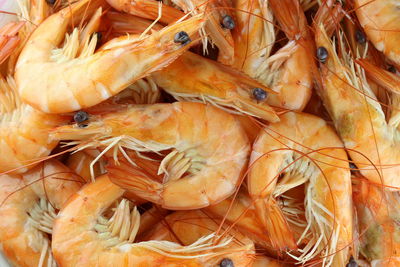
xmin=314 ymin=4 xmax=400 ymax=188
xmin=253 ymin=255 xmax=289 ymax=267
xmin=142 ymin=210 xmax=256 ymax=266
xmin=51 ymin=102 xmax=250 ymax=210
xmin=151 ymin=51 xmax=279 ymax=122
xmin=0 ymin=159 xmax=82 ymax=267
xmin=353 ymin=177 xmax=400 ymax=266
xmin=248 ymin=112 xmax=353 ymax=266
xmin=15 ymin=0 xmax=205 ymax=113
xmin=0 ymin=75 xmax=68 ymax=174
xmin=354 ymin=0 xmax=400 ymax=67
xmin=52 ymin=175 xmax=253 ymax=266
xmin=232 ymin=0 xmax=315 ymax=111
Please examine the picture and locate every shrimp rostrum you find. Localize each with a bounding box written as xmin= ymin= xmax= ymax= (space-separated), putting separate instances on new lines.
xmin=15 ymin=0 xmax=205 ymax=113
xmin=51 ymin=102 xmax=250 ymax=210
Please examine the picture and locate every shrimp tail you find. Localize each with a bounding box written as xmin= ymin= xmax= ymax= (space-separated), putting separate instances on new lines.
xmin=255 ymin=199 xmax=297 ymax=250
xmin=356 ymin=59 xmax=400 ymax=95
xmin=269 ymin=0 xmax=308 ymax=39
xmin=107 ymin=158 xmax=163 ymax=205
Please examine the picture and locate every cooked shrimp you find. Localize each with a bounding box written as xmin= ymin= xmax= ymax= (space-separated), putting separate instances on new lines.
xmin=315 ymin=7 xmax=400 ymax=188
xmin=232 ymin=0 xmax=314 ymax=111
xmin=52 ymin=175 xmax=251 ymax=267
xmin=355 ymin=0 xmax=400 ymax=66
xmin=0 ymin=75 xmax=68 ymax=174
xmin=51 ymin=102 xmax=250 ymax=209
xmin=0 ymin=159 xmax=82 ymax=267
xmin=353 ymin=177 xmax=400 ymax=266
xmin=15 ymin=0 xmax=205 ymax=113
xmin=248 ymin=112 xmax=353 ymax=266
xmin=253 ymin=255 xmax=288 ymax=267
xmin=152 ymin=52 xmax=279 ymax=122
xmin=109 ymin=77 xmax=161 ymax=105
xmin=142 ymin=210 xmax=256 ymax=266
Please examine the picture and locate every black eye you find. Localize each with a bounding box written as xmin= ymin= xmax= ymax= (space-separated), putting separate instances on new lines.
xmin=317 ymin=46 xmax=328 ymax=63
xmin=174 ymin=31 xmax=191 ymax=46
xmin=46 ymin=0 xmax=56 ymax=5
xmin=388 ymin=65 xmax=397 ymax=73
xmin=346 ymin=256 xmax=358 ymax=267
xmin=221 ymin=15 xmax=235 ymax=30
xmin=220 ymin=258 xmax=234 ymax=267
xmin=252 ymin=88 xmax=268 ymax=101
xmin=355 ymin=30 xmax=366 ymax=44
xmin=74 ymin=111 xmax=89 ymax=124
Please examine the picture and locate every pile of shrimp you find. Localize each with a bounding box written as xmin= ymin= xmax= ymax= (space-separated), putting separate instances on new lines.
xmin=1 ymin=0 xmax=400 ymax=266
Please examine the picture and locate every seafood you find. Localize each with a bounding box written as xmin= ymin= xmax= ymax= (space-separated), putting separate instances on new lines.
xmin=248 ymin=112 xmax=353 ymax=266
xmin=0 ymin=160 xmax=82 ymax=267
xmin=152 ymin=51 xmax=279 ymax=122
xmin=353 ymin=177 xmax=400 ymax=266
xmin=142 ymin=210 xmax=256 ymax=266
xmin=315 ymin=7 xmax=400 ymax=188
xmin=65 ymin=150 xmax=104 ymax=182
xmin=0 ymin=75 xmax=67 ymax=174
xmin=52 ymin=175 xmax=251 ymax=266
xmin=52 ymin=102 xmax=250 ymax=209
xmin=232 ymin=0 xmax=314 ymax=111
xmin=15 ymin=0 xmax=205 ymax=113
xmin=355 ymin=0 xmax=400 ymax=66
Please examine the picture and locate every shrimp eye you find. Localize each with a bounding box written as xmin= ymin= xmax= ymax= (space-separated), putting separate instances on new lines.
xmin=388 ymin=65 xmax=397 ymax=73
xmin=174 ymin=31 xmax=191 ymax=45
xmin=74 ymin=111 xmax=89 ymax=124
xmin=46 ymin=0 xmax=56 ymax=5
xmin=355 ymin=30 xmax=366 ymax=44
xmin=219 ymin=258 xmax=234 ymax=267
xmin=317 ymin=46 xmax=328 ymax=63
xmin=221 ymin=15 xmax=235 ymax=30
xmin=346 ymin=256 xmax=357 ymax=267
xmin=252 ymin=87 xmax=268 ymax=101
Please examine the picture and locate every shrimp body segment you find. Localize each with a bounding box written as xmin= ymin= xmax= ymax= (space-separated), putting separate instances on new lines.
xmin=52 ymin=102 xmax=250 ymax=210
xmin=15 ymin=0 xmax=205 ymax=113
xmin=248 ymin=112 xmax=353 ymax=266
xmin=0 ymin=160 xmax=82 ymax=267
xmin=52 ymin=175 xmax=251 ymax=267
xmin=355 ymin=0 xmax=400 ymax=66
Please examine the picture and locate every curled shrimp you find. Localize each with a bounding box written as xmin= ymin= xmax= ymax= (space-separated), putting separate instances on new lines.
xmin=142 ymin=210 xmax=256 ymax=266
xmin=353 ymin=177 xmax=400 ymax=266
xmin=0 ymin=159 xmax=82 ymax=267
xmin=355 ymin=0 xmax=400 ymax=67
xmin=314 ymin=4 xmax=400 ymax=188
xmin=248 ymin=112 xmax=353 ymax=266
xmin=232 ymin=0 xmax=315 ymax=111
xmin=51 ymin=102 xmax=250 ymax=209
xmin=0 ymin=75 xmax=67 ymax=174
xmin=52 ymin=175 xmax=251 ymax=266
xmin=152 ymin=51 xmax=279 ymax=122
xmin=15 ymin=0 xmax=204 ymax=113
